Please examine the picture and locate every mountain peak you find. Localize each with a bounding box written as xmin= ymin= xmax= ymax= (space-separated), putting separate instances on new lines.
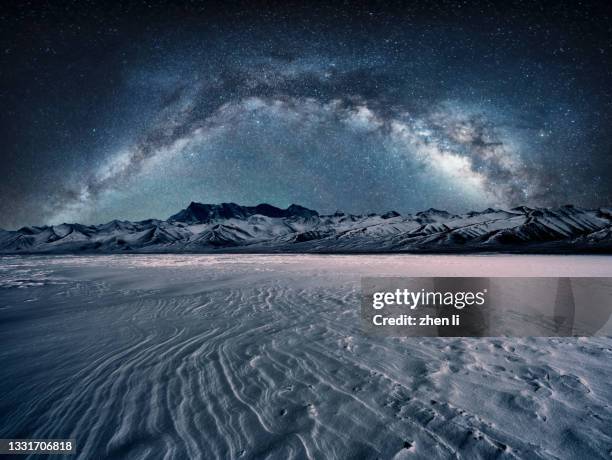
xmin=169 ymin=202 xmax=318 ymax=224
xmin=417 ymin=208 xmax=450 ymax=216
xmin=510 ymin=205 xmax=534 ymax=213
xmin=381 ymin=211 xmax=401 ymax=219
xmin=285 ymin=204 xmax=319 ymax=218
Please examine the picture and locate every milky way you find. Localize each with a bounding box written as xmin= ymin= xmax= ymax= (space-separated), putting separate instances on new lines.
xmin=2 ymin=1 xmax=612 ymax=228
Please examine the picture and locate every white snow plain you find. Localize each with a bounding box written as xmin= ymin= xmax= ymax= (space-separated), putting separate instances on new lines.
xmin=0 ymin=254 xmax=611 ymax=459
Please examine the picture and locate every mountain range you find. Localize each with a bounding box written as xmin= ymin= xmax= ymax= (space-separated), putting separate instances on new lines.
xmin=1 ymin=202 xmax=611 ymax=254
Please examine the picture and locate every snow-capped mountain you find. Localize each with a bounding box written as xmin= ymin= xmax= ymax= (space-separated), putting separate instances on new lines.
xmin=1 ymin=202 xmax=611 ymax=253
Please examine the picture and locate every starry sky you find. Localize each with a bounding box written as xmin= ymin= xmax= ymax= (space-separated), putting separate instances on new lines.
xmin=2 ymin=0 xmax=612 ymax=229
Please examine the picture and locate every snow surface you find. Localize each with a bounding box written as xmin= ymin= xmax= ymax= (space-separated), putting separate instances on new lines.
xmin=0 ymin=255 xmax=611 ymax=459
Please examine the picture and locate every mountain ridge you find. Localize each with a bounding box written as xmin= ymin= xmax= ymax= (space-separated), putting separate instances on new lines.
xmin=1 ymin=202 xmax=611 ymax=254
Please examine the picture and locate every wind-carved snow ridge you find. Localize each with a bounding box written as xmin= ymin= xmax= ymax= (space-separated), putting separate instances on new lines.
xmin=1 ymin=202 xmax=612 ymax=253
xmin=1 ymin=255 xmax=611 ymax=459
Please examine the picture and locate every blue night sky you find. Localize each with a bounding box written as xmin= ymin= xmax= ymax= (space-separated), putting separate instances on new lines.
xmin=2 ymin=1 xmax=612 ymax=228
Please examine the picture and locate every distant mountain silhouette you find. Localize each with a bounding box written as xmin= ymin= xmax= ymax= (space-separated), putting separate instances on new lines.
xmin=1 ymin=202 xmax=611 ymax=253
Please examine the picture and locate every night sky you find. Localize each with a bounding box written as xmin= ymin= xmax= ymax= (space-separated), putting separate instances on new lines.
xmin=2 ymin=1 xmax=612 ymax=229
